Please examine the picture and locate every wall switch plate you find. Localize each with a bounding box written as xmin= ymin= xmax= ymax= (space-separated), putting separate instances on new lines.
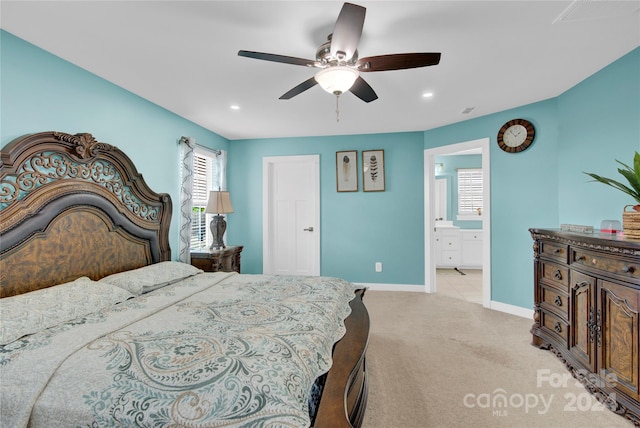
xmin=375 ymin=262 xmax=382 ymax=272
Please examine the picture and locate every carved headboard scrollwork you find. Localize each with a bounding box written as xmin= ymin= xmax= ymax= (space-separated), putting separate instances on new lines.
xmin=0 ymin=131 xmax=172 ymax=297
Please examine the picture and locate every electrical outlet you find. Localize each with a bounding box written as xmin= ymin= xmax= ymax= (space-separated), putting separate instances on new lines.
xmin=375 ymin=262 xmax=382 ymax=272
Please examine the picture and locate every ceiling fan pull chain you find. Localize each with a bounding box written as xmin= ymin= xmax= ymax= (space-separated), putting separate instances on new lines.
xmin=335 ymin=94 xmax=340 ymax=122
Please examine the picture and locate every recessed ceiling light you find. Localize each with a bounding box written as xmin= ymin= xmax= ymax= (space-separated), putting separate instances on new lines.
xmin=422 ymin=92 xmax=434 ymax=98
xmin=230 ymin=105 xmax=240 ymax=110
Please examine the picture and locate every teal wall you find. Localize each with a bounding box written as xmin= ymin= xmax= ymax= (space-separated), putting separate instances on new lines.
xmin=424 ymin=99 xmax=562 ymax=308
xmin=2 ymin=28 xmax=638 ymax=311
xmin=0 ymin=30 xmax=229 ymax=254
xmin=557 ymin=48 xmax=640 ymax=224
xmin=227 ymin=132 xmax=425 ymax=285
xmin=422 ymin=48 xmax=639 ymax=308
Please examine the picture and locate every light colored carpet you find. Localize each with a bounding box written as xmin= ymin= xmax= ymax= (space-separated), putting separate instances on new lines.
xmin=361 ymin=290 xmax=635 ymax=428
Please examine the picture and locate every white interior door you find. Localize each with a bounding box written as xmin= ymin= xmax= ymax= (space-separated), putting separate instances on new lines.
xmin=263 ymin=155 xmax=320 ymax=276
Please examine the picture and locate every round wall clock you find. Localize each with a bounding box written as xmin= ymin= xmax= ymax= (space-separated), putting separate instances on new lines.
xmin=497 ymin=119 xmax=535 ymax=153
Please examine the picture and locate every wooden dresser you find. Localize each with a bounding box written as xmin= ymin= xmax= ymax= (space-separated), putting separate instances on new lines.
xmin=190 ymin=245 xmax=243 ymax=273
xmin=530 ymin=229 xmax=640 ymax=425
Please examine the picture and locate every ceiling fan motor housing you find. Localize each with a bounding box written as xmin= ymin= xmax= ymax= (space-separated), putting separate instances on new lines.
xmin=316 ymin=35 xmax=358 ymax=67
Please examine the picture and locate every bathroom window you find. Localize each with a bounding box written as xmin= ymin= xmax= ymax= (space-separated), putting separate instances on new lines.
xmin=457 ymin=168 xmax=483 ymax=219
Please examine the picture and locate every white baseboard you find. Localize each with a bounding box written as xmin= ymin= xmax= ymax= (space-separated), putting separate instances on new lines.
xmin=354 ymin=282 xmax=426 ymax=293
xmin=489 ymin=300 xmax=534 ymax=319
xmin=356 ymin=282 xmax=534 ymax=320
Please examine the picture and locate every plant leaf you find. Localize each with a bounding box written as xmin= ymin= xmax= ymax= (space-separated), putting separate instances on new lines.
xmin=618 ymin=167 xmax=640 ymax=195
xmin=583 ymin=171 xmax=640 ymax=203
xmin=583 ymin=151 xmax=640 ymax=205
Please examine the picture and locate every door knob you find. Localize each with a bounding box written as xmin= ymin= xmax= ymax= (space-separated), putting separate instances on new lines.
xmin=303 ymin=227 xmax=314 ymax=232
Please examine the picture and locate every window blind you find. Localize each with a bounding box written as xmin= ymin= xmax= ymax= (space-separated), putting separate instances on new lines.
xmin=191 ymin=147 xmax=225 ymax=248
xmin=458 ymin=168 xmax=483 ymax=215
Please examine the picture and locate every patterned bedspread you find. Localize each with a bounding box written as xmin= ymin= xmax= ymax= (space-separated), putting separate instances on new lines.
xmin=0 ymin=271 xmax=356 ymax=427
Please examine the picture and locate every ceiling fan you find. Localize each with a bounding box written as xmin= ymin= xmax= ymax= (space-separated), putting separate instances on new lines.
xmin=238 ymin=2 xmax=441 ymax=103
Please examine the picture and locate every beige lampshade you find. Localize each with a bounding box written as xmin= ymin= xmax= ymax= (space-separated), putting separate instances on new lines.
xmin=205 ymin=191 xmax=234 ymax=214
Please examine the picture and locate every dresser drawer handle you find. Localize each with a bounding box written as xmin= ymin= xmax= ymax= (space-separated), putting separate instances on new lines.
xmin=554 ymin=322 xmax=563 ymax=333
xmin=622 ymin=265 xmax=636 ymax=274
xmin=554 ymin=296 xmax=563 ymax=307
xmin=573 ymin=280 xmax=589 ymax=290
xmin=554 ymin=248 xmax=562 ymax=254
xmin=554 ymin=270 xmax=563 ymax=280
xmin=576 ymin=255 xmax=586 ymax=262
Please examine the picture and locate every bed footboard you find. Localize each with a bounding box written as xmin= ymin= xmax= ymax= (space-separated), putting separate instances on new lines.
xmin=314 ymin=288 xmax=370 ymax=428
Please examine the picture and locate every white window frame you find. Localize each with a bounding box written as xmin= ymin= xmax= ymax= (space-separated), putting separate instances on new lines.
xmin=456 ymin=168 xmax=483 ymax=221
xmin=191 ymin=146 xmax=226 ymax=249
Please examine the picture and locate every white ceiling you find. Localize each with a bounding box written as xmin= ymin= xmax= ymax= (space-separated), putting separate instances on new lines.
xmin=1 ymin=1 xmax=639 ymax=141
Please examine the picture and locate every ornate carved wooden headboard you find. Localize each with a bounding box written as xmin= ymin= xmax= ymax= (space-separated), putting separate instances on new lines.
xmin=0 ymin=131 xmax=172 ymax=298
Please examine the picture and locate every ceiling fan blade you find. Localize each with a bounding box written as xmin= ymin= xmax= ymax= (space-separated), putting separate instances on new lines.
xmin=279 ymin=77 xmax=318 ymax=100
xmin=357 ymin=53 xmax=441 ymax=72
xmin=238 ymin=50 xmax=317 ymax=67
xmin=350 ymin=76 xmax=378 ymax=103
xmin=330 ymin=3 xmax=366 ymax=61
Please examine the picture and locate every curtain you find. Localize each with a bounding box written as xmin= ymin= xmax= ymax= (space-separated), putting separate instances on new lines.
xmin=178 ymin=136 xmax=196 ymax=263
xmin=212 ymin=149 xmax=227 ymax=191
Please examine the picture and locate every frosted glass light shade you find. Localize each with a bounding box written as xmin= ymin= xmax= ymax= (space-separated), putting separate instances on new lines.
xmin=315 ymin=66 xmax=359 ymax=95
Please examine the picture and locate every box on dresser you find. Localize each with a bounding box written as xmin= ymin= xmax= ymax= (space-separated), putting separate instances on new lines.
xmin=530 ymin=228 xmax=639 ymax=426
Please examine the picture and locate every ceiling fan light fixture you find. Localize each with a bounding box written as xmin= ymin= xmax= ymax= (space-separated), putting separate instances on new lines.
xmin=314 ymin=66 xmax=359 ymax=95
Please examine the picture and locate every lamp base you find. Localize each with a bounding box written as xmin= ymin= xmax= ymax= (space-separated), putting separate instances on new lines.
xmin=210 ymin=215 xmax=226 ymax=250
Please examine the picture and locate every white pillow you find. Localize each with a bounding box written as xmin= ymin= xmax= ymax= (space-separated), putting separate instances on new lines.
xmin=99 ymin=261 xmax=203 ymax=295
xmin=0 ymin=277 xmax=134 ymax=345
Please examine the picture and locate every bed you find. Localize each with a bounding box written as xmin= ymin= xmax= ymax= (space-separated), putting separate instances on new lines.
xmin=0 ymin=131 xmax=369 ymax=427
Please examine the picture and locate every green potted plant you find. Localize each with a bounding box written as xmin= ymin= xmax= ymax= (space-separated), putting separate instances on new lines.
xmin=584 ymin=151 xmax=640 ymax=238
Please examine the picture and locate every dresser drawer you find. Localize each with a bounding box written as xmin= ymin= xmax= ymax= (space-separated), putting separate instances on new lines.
xmin=540 ymin=284 xmax=568 ymax=318
xmin=571 ymin=248 xmax=640 ymax=282
xmin=441 ymin=236 xmax=460 ymax=250
xmin=441 ymin=250 xmax=461 ymax=266
xmin=462 ymin=230 xmax=482 ymax=242
xmin=540 ymin=309 xmax=569 ymax=346
xmin=190 ymin=246 xmax=243 ymax=273
xmin=540 ymin=240 xmax=569 ymax=262
xmin=540 ymin=260 xmax=569 ymax=291
xmin=190 ymin=256 xmax=218 ymax=272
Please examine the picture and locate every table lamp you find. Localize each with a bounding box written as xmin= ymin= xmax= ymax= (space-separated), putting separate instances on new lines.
xmin=205 ymin=188 xmax=233 ymax=249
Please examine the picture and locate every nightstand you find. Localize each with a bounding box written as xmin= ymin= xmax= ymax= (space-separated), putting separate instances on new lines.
xmin=190 ymin=245 xmax=243 ymax=273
